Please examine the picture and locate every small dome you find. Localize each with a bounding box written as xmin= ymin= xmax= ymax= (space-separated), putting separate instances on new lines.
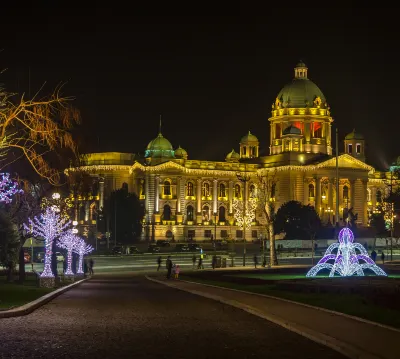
xmin=226 ymin=149 xmax=240 ymax=162
xmin=345 ymin=129 xmax=364 ymax=140
xmin=283 ymin=125 xmax=302 ymax=136
xmin=145 ymin=133 xmax=175 ymax=159
xmin=296 ymin=60 xmax=307 ymax=68
xmin=175 ymin=146 xmax=188 ymax=159
xmin=240 ymin=131 xmax=259 ymax=143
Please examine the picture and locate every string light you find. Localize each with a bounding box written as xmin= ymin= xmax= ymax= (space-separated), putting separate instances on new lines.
xmin=73 ymin=238 xmax=94 ymax=274
xmin=24 ymin=208 xmax=71 ymax=278
xmin=0 ymin=173 xmax=23 ymax=203
xmin=233 ymin=197 xmax=257 ymax=230
xmin=57 ymin=230 xmax=80 ymax=275
xmin=306 ymin=227 xmax=387 ymax=277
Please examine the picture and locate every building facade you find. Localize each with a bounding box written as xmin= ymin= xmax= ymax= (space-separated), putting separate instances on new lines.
xmin=65 ymin=62 xmax=396 ymax=242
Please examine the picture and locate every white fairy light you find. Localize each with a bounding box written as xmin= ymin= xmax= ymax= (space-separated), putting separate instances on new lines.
xmin=233 ymin=196 xmax=257 ymax=230
xmin=24 ymin=208 xmax=71 ymax=278
xmin=0 ymin=173 xmax=23 ymax=203
xmin=306 ymin=227 xmax=387 ymax=277
xmin=57 ymin=230 xmax=80 ymax=275
xmin=73 ymin=238 xmax=94 ymax=274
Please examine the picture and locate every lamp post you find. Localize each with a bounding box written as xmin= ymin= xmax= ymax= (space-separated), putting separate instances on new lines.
xmin=236 ymin=165 xmax=251 ymax=267
xmin=213 ymin=211 xmax=217 ymax=252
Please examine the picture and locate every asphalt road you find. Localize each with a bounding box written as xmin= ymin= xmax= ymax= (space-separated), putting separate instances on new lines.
xmin=0 ymin=275 xmax=345 ymax=359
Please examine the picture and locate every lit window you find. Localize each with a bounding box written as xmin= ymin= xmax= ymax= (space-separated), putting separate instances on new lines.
xmin=348 ymin=144 xmax=353 ymax=154
xmin=308 ymin=184 xmax=315 ymax=198
xmin=164 ymin=181 xmax=171 ymax=196
xmin=218 ymin=206 xmax=226 ymax=222
xmin=186 ymin=205 xmax=194 ymax=221
xmin=343 ymin=185 xmax=349 ymax=199
xmin=202 ymin=182 xmax=210 ymax=197
xmin=219 ymin=183 xmax=226 ymax=197
xmin=234 ymin=184 xmax=241 ymax=198
xmin=356 ymin=144 xmax=361 ymax=154
xmin=186 ymin=182 xmax=194 ymax=196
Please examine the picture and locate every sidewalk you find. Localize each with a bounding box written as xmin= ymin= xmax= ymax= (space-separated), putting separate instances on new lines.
xmin=148 ymin=276 xmax=400 ymax=359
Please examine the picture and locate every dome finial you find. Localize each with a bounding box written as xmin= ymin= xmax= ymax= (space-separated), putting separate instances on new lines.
xmin=295 ymin=61 xmax=308 ymax=79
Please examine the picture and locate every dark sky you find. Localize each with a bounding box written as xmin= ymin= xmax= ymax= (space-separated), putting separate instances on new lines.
xmin=2 ymin=6 xmax=399 ymax=171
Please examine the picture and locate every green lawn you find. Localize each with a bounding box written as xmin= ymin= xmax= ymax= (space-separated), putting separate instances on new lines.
xmin=0 ymin=276 xmax=54 ymax=310
xmin=180 ymin=275 xmax=400 ymax=329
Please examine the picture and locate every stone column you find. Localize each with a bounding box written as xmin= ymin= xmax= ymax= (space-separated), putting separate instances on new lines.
xmin=229 ymin=180 xmax=234 ymax=213
xmin=176 ymin=177 xmax=181 ymax=213
xmin=362 ymin=179 xmax=368 ymax=225
xmin=315 ymin=177 xmax=321 ymax=214
xmin=197 ymin=178 xmax=202 ymax=213
xmin=155 ymin=176 xmax=160 ymax=213
xmin=350 ymin=179 xmax=356 ymax=210
xmin=371 ymin=186 xmax=377 ymax=210
xmin=85 ymin=201 xmax=90 ymax=222
xmin=99 ymin=176 xmax=105 ymax=211
xmin=213 ymin=179 xmax=218 ymax=214
xmin=303 ymin=178 xmax=309 ymax=205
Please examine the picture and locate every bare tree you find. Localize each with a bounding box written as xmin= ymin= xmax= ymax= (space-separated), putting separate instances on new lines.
xmin=0 ymin=84 xmax=80 ymax=185
xmin=256 ymin=169 xmax=278 ymax=266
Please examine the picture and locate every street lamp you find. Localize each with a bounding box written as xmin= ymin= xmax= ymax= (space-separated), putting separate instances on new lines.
xmin=213 ymin=212 xmax=217 ymax=251
xmin=236 ymin=165 xmax=251 ymax=267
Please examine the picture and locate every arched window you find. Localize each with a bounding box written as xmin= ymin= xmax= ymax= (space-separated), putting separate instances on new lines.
xmin=219 ymin=183 xmax=226 ymax=197
xmin=376 ymin=190 xmax=382 ymax=203
xmin=271 ymin=183 xmax=276 ymax=199
xmin=122 ymin=182 xmax=128 ymax=191
xmin=218 ymin=206 xmax=226 ymax=222
xmin=202 ymin=205 xmax=210 ymax=221
xmin=164 ymin=180 xmax=171 ymax=196
xmin=79 ymin=205 xmax=85 ymax=221
xmin=234 ymin=184 xmax=241 ymax=198
xmin=308 ymin=184 xmax=315 ymax=198
xmin=202 ymin=182 xmax=210 ymax=197
xmin=343 ymin=185 xmax=349 ymax=199
xmin=187 ymin=182 xmax=194 ymax=196
xmin=163 ymin=204 xmax=171 ymax=220
xmin=186 ymin=205 xmax=194 ymax=221
xmin=249 ymin=184 xmax=256 ymax=197
xmin=313 ymin=122 xmax=322 ymax=138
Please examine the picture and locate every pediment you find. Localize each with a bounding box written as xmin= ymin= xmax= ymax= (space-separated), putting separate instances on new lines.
xmin=313 ymin=154 xmax=374 ymax=172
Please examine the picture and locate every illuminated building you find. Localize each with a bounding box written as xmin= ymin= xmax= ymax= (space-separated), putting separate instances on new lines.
xmin=65 ymin=62 xmax=397 ymax=241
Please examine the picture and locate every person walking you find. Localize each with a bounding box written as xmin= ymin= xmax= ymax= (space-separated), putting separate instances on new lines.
xmin=174 ymin=264 xmax=180 ymax=279
xmin=192 ymin=254 xmax=197 ymax=269
xmin=88 ymin=258 xmax=94 ymax=275
xmin=197 ymin=257 xmax=203 ymax=270
xmin=212 ymin=255 xmax=217 ymax=270
xmin=371 ymin=250 xmax=377 ymax=262
xmin=166 ymin=256 xmax=173 ymax=279
xmin=253 ymin=254 xmax=258 ymax=269
xmin=157 ymin=256 xmax=162 ymax=271
xmin=381 ymin=251 xmax=385 ymax=264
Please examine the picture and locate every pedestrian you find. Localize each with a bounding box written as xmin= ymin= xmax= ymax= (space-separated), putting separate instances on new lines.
xmin=157 ymin=256 xmax=162 ymax=271
xmin=174 ymin=264 xmax=180 ymax=279
xmin=88 ymin=258 xmax=94 ymax=275
xmin=371 ymin=250 xmax=377 ymax=262
xmin=212 ymin=255 xmax=217 ymax=270
xmin=381 ymin=252 xmax=385 ymax=264
xmin=197 ymin=257 xmax=203 ymax=269
xmin=253 ymin=254 xmax=258 ymax=269
xmin=166 ymin=256 xmax=173 ymax=279
xmin=83 ymin=259 xmax=88 ymax=275
xmin=192 ymin=254 xmax=196 ymax=269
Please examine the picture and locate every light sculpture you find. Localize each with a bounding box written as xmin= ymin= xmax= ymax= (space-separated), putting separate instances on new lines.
xmin=74 ymin=238 xmax=94 ymax=274
xmin=57 ymin=230 xmax=80 ymax=275
xmin=0 ymin=173 xmax=23 ymax=203
xmin=233 ymin=196 xmax=257 ymax=230
xmin=306 ymin=227 xmax=387 ymax=277
xmin=24 ymin=208 xmax=71 ymax=277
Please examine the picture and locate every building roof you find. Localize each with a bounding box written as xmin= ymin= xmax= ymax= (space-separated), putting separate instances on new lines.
xmin=240 ymin=131 xmax=259 ymax=143
xmin=175 ymin=146 xmax=188 ymax=158
xmin=345 ymin=129 xmax=364 ymax=140
xmin=282 ymin=125 xmax=302 ymax=135
xmin=145 ymin=133 xmax=175 ymax=159
xmin=225 ymin=149 xmax=240 ymax=161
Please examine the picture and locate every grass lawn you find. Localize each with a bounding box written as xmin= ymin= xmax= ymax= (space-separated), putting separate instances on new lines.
xmin=0 ymin=276 xmax=54 ymax=310
xmin=180 ymin=274 xmax=400 ymax=329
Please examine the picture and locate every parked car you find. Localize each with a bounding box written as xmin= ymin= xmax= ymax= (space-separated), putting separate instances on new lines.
xmin=127 ymin=246 xmax=141 ymax=254
xmin=147 ymin=244 xmax=160 ymax=253
xmin=56 ymin=252 xmax=64 ymax=262
xmin=112 ymin=246 xmax=123 ymax=255
xmin=175 ymin=244 xmax=190 ymax=252
xmin=156 ymin=240 xmax=171 ymax=247
xmin=24 ymin=252 xmax=31 ymax=263
xmin=188 ymin=243 xmax=202 ymax=251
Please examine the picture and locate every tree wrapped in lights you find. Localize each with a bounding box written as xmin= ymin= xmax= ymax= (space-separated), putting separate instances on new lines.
xmin=24 ymin=207 xmax=70 ymax=277
xmin=73 ymin=238 xmax=94 ymax=274
xmin=57 ymin=230 xmax=80 ymax=275
xmin=306 ymin=227 xmax=387 ymax=277
xmin=0 ymin=173 xmax=23 ymax=203
xmin=233 ymin=196 xmax=257 ymax=230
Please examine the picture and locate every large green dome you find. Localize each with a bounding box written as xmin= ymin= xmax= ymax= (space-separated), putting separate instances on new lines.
xmin=275 ymin=62 xmax=327 ymax=108
xmin=145 ymin=133 xmax=175 ymax=159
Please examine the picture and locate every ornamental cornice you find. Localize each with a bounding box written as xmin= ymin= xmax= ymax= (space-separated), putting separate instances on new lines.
xmin=64 ymin=165 xmax=132 ymax=176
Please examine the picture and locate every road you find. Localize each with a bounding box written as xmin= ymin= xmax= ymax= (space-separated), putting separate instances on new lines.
xmin=0 ymin=275 xmax=345 ymax=358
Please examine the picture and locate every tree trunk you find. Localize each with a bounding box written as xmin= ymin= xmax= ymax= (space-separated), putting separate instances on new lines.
xmin=18 ymin=238 xmax=26 ymax=283
xmin=268 ymin=223 xmax=278 ymax=265
xmin=7 ymin=263 xmax=14 ymax=282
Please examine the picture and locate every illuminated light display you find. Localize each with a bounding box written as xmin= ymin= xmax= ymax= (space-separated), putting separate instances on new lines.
xmin=57 ymin=230 xmax=80 ymax=275
xmin=306 ymin=227 xmax=387 ymax=277
xmin=74 ymin=238 xmax=94 ymax=274
xmin=0 ymin=173 xmax=23 ymax=203
xmin=24 ymin=208 xmax=71 ymax=277
xmin=233 ymin=196 xmax=257 ymax=230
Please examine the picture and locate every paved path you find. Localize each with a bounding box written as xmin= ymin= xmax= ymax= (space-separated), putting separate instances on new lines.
xmin=150 ymin=277 xmax=400 ymax=359
xmin=0 ymin=274 xmax=344 ymax=359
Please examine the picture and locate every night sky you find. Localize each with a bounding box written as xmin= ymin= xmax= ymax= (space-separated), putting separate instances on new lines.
xmin=2 ymin=6 xmax=399 ymax=171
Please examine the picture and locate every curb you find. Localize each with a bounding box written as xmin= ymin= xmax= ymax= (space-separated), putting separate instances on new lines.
xmin=0 ymin=277 xmax=90 ymax=319
xmin=146 ymin=276 xmax=379 ymax=359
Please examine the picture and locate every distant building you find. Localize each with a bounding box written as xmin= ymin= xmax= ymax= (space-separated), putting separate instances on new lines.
xmin=65 ymin=62 xmax=396 ymax=241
